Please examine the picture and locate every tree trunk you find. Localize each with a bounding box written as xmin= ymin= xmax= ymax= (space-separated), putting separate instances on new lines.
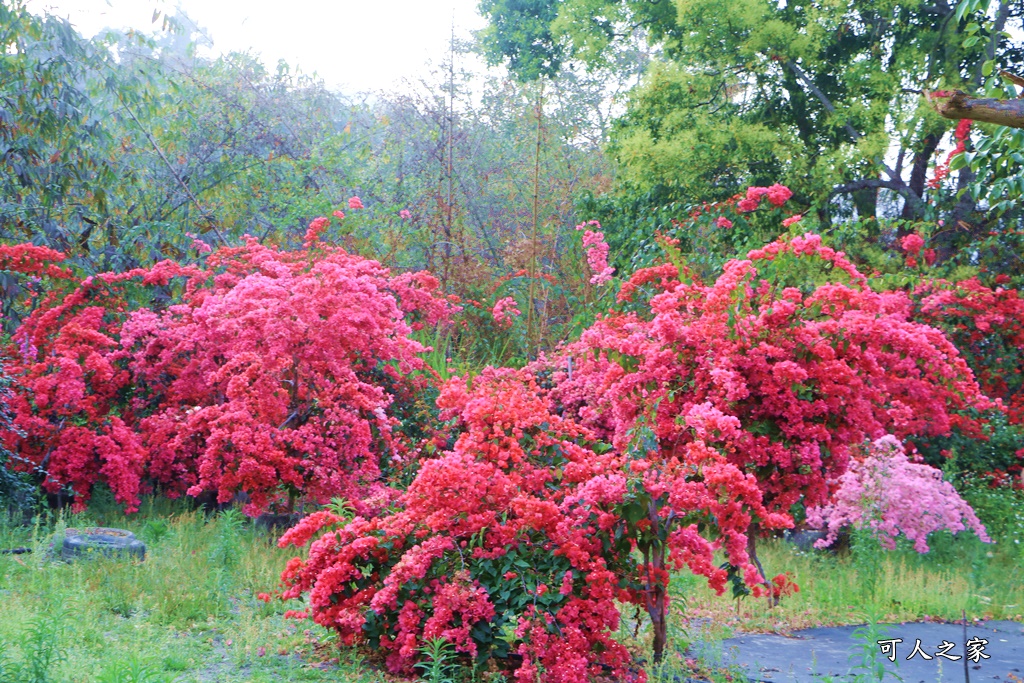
xmin=645 ymin=542 xmax=668 ymax=663
xmin=901 ymin=132 xmax=941 ymax=220
xmin=746 ymin=523 xmax=777 ymax=608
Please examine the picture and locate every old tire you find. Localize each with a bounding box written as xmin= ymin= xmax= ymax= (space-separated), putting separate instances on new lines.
xmin=62 ymin=527 xmax=146 ymax=562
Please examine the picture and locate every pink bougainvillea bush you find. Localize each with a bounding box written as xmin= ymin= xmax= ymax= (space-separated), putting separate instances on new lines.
xmin=806 ymin=435 xmax=991 ymax=552
xmin=277 ymin=367 xmax=787 ymax=682
xmin=2 ymin=222 xmax=454 ymax=513
xmin=120 ymin=237 xmax=454 ymax=514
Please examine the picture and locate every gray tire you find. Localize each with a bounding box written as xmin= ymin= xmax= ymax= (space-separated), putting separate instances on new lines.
xmin=61 ymin=527 xmax=146 ymax=562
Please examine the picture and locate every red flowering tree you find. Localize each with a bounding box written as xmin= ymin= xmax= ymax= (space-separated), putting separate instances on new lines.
xmin=4 ymin=252 xmax=199 ymax=512
xmin=278 ymin=367 xmax=785 ymax=680
xmin=549 ymin=233 xmax=992 ymax=583
xmin=2 ymin=223 xmax=454 ymax=513
xmin=120 ymin=236 xmax=453 ymax=514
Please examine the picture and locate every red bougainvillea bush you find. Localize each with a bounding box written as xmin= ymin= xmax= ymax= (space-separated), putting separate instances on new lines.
xmin=908 ymin=277 xmax=1024 ymax=485
xmin=1 ymin=223 xmax=454 ymax=513
xmin=914 ymin=276 xmax=1024 ymax=424
xmin=276 ymin=232 xmax=994 ymax=681
xmin=548 ymin=233 xmax=992 ymax=553
xmin=277 ymin=366 xmax=788 ymax=682
xmin=3 ymin=247 xmax=201 ymax=512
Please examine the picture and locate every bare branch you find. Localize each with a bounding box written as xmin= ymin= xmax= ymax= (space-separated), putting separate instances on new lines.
xmin=931 ymin=89 xmax=1024 ymax=128
xmin=829 ymin=178 xmax=928 ymax=217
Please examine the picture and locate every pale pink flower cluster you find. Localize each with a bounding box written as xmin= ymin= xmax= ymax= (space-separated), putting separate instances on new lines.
xmin=399 ymin=209 xmax=412 ymax=220
xmin=348 ymin=196 xmax=364 ymax=209
xmin=575 ymin=220 xmax=615 ymax=285
xmin=492 ymin=296 xmax=521 ymax=327
xmin=806 ymin=435 xmax=990 ymax=552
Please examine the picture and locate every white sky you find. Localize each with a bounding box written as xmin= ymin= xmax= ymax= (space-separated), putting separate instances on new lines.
xmin=24 ymin=0 xmax=488 ymax=94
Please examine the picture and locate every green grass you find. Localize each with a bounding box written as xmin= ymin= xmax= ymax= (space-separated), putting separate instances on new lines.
xmin=1 ymin=492 xmax=1020 ymax=683
xmin=671 ymin=531 xmax=1023 ymax=638
xmin=0 ymin=498 xmax=389 ymax=683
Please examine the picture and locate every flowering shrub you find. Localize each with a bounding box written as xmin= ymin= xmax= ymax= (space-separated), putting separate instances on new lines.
xmin=547 ymin=232 xmax=991 ymax=586
xmin=737 ymin=184 xmax=793 ymax=212
xmin=909 ymin=276 xmax=1024 ymax=485
xmin=278 ymin=367 xmax=783 ymax=681
xmin=2 ymin=225 xmax=454 ymax=513
xmin=5 ymin=258 xmax=200 ymax=511
xmin=914 ymin=277 xmax=1024 ymax=426
xmin=0 ymin=243 xmax=73 ymax=280
xmin=121 ymin=237 xmax=453 ymax=513
xmin=0 ymin=359 xmax=35 ymax=511
xmin=806 ymin=435 xmax=990 ymax=552
xmin=616 ymin=183 xmax=802 ymax=282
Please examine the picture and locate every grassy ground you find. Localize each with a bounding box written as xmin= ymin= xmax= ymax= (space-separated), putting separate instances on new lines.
xmin=0 ymin=498 xmax=382 ymax=683
xmin=1 ymin=491 xmax=1020 ymax=683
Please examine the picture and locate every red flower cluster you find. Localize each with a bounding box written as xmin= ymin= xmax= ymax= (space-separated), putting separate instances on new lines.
xmin=0 ymin=244 xmax=73 ymax=280
xmin=914 ymin=277 xmax=1024 ymax=428
xmin=737 ymin=184 xmax=793 ymax=212
xmin=928 ymin=119 xmax=972 ymax=189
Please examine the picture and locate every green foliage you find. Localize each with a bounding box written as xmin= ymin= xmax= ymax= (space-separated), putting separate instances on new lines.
xmin=95 ymin=656 xmax=171 ymax=683
xmin=0 ymin=1 xmax=119 ymax=259
xmin=415 ymin=637 xmax=461 ymax=683
xmin=921 ymin=411 xmax=1024 ymax=483
xmin=958 ymin=479 xmax=1024 ymax=558
xmin=486 ymin=0 xmax=1024 ymax=277
xmin=0 ymin=601 xmax=68 ymax=683
xmin=211 ymin=507 xmax=245 ymax=571
xmin=478 ymin=0 xmax=565 ymax=82
xmin=849 ymin=608 xmax=895 ymax=683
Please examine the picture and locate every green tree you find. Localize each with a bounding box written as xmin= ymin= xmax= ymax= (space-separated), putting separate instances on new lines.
xmin=484 ymin=0 xmax=1024 ymax=267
